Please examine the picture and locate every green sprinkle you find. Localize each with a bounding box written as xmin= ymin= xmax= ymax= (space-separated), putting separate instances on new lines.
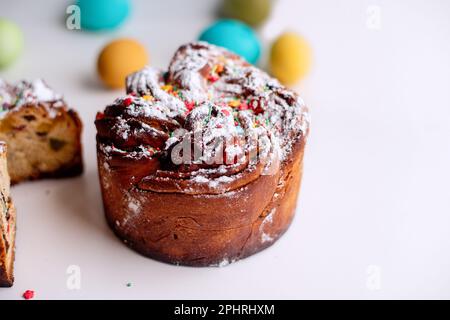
xmin=204 ymin=104 xmax=213 ymax=125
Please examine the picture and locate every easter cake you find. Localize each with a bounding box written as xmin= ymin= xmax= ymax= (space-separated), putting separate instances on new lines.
xmin=0 ymin=142 xmax=16 ymax=287
xmin=95 ymin=42 xmax=309 ymax=266
xmin=0 ymin=79 xmax=83 ymax=184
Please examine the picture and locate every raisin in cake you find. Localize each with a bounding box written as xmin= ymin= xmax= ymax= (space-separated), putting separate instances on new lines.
xmin=0 ymin=79 xmax=83 ymax=184
xmin=95 ymin=42 xmax=310 ymax=266
xmin=0 ymin=143 xmax=16 ymax=286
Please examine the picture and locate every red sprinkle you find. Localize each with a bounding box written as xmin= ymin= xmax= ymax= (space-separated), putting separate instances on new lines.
xmin=207 ymin=75 xmax=219 ymax=83
xmin=123 ymin=97 xmax=133 ymax=106
xmin=95 ymin=112 xmax=105 ymax=121
xmin=221 ymin=109 xmax=230 ymax=116
xmin=238 ymin=102 xmax=249 ymax=111
xmin=22 ymin=290 xmax=34 ymax=300
xmin=184 ymin=101 xmax=195 ymax=112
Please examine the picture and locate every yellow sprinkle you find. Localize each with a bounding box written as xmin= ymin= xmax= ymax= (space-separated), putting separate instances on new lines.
xmin=142 ymin=95 xmax=153 ymax=101
xmin=228 ymin=99 xmax=241 ymax=108
xmin=161 ymin=85 xmax=173 ymax=92
xmin=216 ymin=64 xmax=224 ymax=74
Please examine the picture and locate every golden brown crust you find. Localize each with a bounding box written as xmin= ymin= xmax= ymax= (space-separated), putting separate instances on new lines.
xmin=0 ymin=204 xmax=15 ymax=287
xmin=0 ymin=144 xmax=16 ymax=287
xmin=99 ymin=136 xmax=305 ymax=266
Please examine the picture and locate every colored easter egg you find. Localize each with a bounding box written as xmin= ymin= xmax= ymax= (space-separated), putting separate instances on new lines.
xmin=0 ymin=19 xmax=24 ymax=69
xmin=77 ymin=0 xmax=130 ymax=31
xmin=269 ymin=32 xmax=312 ymax=85
xmin=199 ymin=19 xmax=261 ymax=64
xmin=97 ymin=38 xmax=149 ymax=89
xmin=222 ymin=0 xmax=272 ymax=27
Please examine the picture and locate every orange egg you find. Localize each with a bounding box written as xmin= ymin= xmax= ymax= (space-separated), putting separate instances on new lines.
xmin=97 ymin=38 xmax=149 ymax=89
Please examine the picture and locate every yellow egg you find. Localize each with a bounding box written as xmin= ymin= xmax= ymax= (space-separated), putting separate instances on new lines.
xmin=97 ymin=38 xmax=149 ymax=89
xmin=269 ymin=32 xmax=312 ymax=85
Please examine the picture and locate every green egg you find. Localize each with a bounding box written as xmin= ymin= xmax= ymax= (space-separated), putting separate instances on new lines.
xmin=222 ymin=0 xmax=272 ymax=27
xmin=0 ymin=19 xmax=24 ymax=69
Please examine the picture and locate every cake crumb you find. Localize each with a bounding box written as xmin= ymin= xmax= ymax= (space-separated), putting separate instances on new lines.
xmin=22 ymin=290 xmax=35 ymax=300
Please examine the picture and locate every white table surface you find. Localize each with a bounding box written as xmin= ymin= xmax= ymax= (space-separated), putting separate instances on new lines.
xmin=0 ymin=0 xmax=449 ymax=300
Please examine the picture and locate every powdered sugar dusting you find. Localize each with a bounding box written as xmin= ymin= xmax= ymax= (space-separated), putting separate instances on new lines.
xmin=128 ymin=200 xmax=140 ymax=214
xmin=121 ymin=194 xmax=142 ymax=228
xmin=209 ymin=257 xmax=236 ymax=267
xmin=260 ymin=208 xmax=276 ymax=244
xmin=97 ymin=41 xmax=309 ymax=187
xmin=0 ymin=78 xmax=66 ymax=119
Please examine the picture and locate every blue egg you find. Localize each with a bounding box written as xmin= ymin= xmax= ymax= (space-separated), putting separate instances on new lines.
xmin=77 ymin=0 xmax=131 ymax=31
xmin=199 ymin=19 xmax=261 ymax=64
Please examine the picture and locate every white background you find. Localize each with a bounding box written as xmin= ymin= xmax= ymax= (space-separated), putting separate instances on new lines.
xmin=0 ymin=0 xmax=449 ymax=299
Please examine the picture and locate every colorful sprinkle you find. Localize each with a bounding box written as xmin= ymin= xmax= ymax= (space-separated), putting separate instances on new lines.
xmin=228 ymin=99 xmax=241 ymax=108
xmin=22 ymin=290 xmax=34 ymax=300
xmin=238 ymin=101 xmax=249 ymax=110
xmin=215 ymin=64 xmax=224 ymax=74
xmin=207 ymin=74 xmax=219 ymax=83
xmin=123 ymin=97 xmax=133 ymax=106
xmin=161 ymin=84 xmax=173 ymax=92
xmin=207 ymin=64 xmax=225 ymax=83
xmin=184 ymin=101 xmax=195 ymax=112
xmin=204 ymin=104 xmax=213 ymax=125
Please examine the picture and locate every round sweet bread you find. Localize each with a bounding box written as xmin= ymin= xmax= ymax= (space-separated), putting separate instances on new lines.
xmin=95 ymin=42 xmax=310 ymax=266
